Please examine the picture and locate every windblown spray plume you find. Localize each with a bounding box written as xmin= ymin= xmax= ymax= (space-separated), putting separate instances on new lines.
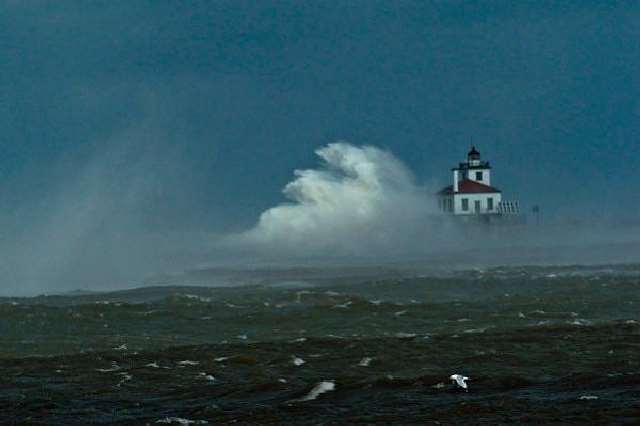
xmin=229 ymin=142 xmax=441 ymax=259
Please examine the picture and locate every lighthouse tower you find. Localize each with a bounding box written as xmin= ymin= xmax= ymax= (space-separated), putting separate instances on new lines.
xmin=436 ymin=147 xmax=503 ymax=215
xmin=459 ymin=146 xmax=492 ymax=185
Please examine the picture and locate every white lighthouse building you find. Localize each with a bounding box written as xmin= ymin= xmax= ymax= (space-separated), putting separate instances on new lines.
xmin=437 ymin=147 xmax=518 ymax=217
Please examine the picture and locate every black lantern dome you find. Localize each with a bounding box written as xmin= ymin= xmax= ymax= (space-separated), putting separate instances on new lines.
xmin=468 ymin=146 xmax=481 ymax=161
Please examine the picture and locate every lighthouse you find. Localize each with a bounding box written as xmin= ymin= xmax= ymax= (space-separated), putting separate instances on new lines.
xmin=437 ymin=147 xmax=518 ymax=217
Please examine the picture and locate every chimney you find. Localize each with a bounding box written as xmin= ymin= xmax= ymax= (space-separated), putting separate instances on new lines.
xmin=453 ymin=169 xmax=459 ymax=192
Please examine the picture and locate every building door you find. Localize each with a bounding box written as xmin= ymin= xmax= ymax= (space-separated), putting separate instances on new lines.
xmin=474 ymin=200 xmax=481 ymax=213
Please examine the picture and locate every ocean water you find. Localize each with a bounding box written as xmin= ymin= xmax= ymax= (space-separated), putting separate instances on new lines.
xmin=1 ymin=265 xmax=639 ymax=424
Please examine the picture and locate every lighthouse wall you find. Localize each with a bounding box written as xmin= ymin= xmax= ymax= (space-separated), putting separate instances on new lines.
xmin=453 ymin=193 xmax=502 ymax=215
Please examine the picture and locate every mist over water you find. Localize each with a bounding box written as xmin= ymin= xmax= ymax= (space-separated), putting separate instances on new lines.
xmin=0 ymin=122 xmax=215 ymax=296
xmin=2 ymin=137 xmax=639 ymax=297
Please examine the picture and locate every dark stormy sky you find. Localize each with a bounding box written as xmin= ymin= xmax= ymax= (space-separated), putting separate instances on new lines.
xmin=1 ymin=1 xmax=639 ymax=293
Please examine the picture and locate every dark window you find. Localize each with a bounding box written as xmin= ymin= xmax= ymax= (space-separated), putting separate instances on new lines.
xmin=476 ymin=171 xmax=483 ymax=181
xmin=487 ymin=197 xmax=493 ymax=210
xmin=474 ymin=200 xmax=481 ymax=213
xmin=461 ymin=198 xmax=469 ymax=211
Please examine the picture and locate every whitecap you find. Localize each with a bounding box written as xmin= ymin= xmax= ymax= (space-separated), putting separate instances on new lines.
xmin=292 ymin=356 xmax=305 ymax=366
xmin=358 ymin=357 xmax=373 ymax=367
xmin=96 ymin=362 xmax=120 ymax=372
xmin=177 ymin=360 xmax=199 ymax=366
xmin=295 ymin=381 xmax=335 ymax=402
xmin=180 ymin=294 xmax=211 ymax=303
xmin=568 ymin=319 xmax=591 ymax=326
xmin=155 ymin=417 xmax=209 ymax=425
xmin=463 ymin=327 xmax=487 ymax=334
xmin=326 ymin=334 xmax=344 ymax=339
xmin=116 ymin=372 xmax=132 ymax=387
xmin=198 ymin=372 xmax=216 ymax=382
xmin=295 ymin=291 xmax=313 ymax=303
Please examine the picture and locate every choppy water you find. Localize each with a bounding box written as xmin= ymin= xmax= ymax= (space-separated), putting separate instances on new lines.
xmin=1 ymin=264 xmax=640 ymax=424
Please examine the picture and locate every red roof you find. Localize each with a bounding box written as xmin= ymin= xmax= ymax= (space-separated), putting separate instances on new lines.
xmin=437 ymin=179 xmax=501 ymax=195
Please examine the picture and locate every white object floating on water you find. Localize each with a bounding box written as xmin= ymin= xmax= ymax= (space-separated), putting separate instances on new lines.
xmin=450 ymin=374 xmax=470 ymax=391
xmin=155 ymin=417 xmax=209 ymax=425
xmin=292 ymin=356 xmax=306 ymax=366
xmin=177 ymin=360 xmax=200 ymax=366
xmin=278 ymin=378 xmax=288 ymax=383
xmin=579 ymin=395 xmax=599 ymax=400
xmin=296 ymin=381 xmax=336 ymax=402
xmin=358 ymin=357 xmax=373 ymax=367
